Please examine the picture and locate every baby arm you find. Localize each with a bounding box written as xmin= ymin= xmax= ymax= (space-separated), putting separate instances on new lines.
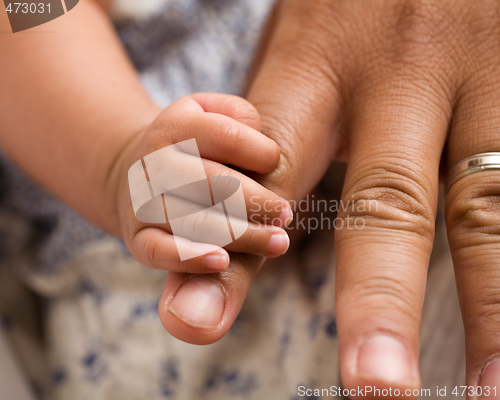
xmin=0 ymin=0 xmax=157 ymax=234
xmin=0 ymin=1 xmax=291 ymax=273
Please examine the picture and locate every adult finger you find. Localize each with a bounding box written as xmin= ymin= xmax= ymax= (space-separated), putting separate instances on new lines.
xmin=244 ymin=1 xmax=341 ymax=200
xmin=446 ymin=65 xmax=500 ymax=398
xmin=335 ymin=71 xmax=451 ymax=396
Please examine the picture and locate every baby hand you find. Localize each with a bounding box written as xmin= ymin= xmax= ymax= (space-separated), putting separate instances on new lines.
xmin=114 ymin=93 xmax=292 ymax=273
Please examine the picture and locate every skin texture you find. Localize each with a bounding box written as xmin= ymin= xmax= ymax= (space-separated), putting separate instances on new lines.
xmin=2 ymin=0 xmax=500 ymax=399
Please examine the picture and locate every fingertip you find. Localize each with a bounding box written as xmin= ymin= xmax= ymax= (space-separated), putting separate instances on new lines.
xmin=168 ymin=276 xmax=225 ymax=329
xmin=479 ymin=358 xmax=500 ymax=396
xmin=203 ymin=251 xmax=230 ymax=272
xmin=339 ymin=330 xmax=421 ymax=399
xmin=272 ymin=199 xmax=294 ymax=228
xmin=158 ymin=273 xmax=228 ymax=345
xmin=356 ymin=335 xmax=417 ymax=386
xmin=264 ymin=230 xmax=290 ymax=258
xmin=158 ymin=254 xmax=262 ymax=345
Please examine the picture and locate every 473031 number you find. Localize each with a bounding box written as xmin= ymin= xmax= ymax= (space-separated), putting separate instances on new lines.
xmin=452 ymin=386 xmax=497 ymax=397
xmin=5 ymin=3 xmax=51 ymax=13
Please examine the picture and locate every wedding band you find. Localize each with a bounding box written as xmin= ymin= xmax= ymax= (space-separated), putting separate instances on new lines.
xmin=446 ymin=152 xmax=500 ymax=192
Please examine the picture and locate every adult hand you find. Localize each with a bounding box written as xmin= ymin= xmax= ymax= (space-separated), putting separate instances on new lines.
xmin=159 ymin=1 xmax=500 ymax=397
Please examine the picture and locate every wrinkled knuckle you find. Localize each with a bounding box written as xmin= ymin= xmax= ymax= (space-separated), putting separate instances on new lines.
xmin=447 ymin=178 xmax=500 ymax=245
xmin=341 ymin=166 xmax=434 ymax=241
xmin=452 ymin=195 xmax=500 ymax=232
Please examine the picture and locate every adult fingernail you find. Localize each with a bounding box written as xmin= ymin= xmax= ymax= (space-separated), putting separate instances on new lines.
xmin=479 ymin=358 xmax=500 ymax=399
xmin=168 ymin=277 xmax=224 ymax=328
xmin=357 ymin=335 xmax=413 ymax=384
xmin=265 ymin=232 xmax=290 ymax=257
xmin=204 ymin=254 xmax=229 ymax=271
xmin=275 ymin=200 xmax=293 ymax=227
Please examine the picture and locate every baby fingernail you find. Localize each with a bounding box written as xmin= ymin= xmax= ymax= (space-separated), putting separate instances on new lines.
xmin=357 ymin=335 xmax=414 ymax=384
xmin=479 ymin=358 xmax=500 ymax=399
xmin=168 ymin=277 xmax=224 ymax=328
xmin=265 ymin=232 xmax=290 ymax=257
xmin=204 ymin=254 xmax=228 ymax=271
xmin=276 ymin=200 xmax=293 ymax=227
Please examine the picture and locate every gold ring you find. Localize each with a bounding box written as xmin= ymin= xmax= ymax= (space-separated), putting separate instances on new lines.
xmin=446 ymin=152 xmax=500 ymax=192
